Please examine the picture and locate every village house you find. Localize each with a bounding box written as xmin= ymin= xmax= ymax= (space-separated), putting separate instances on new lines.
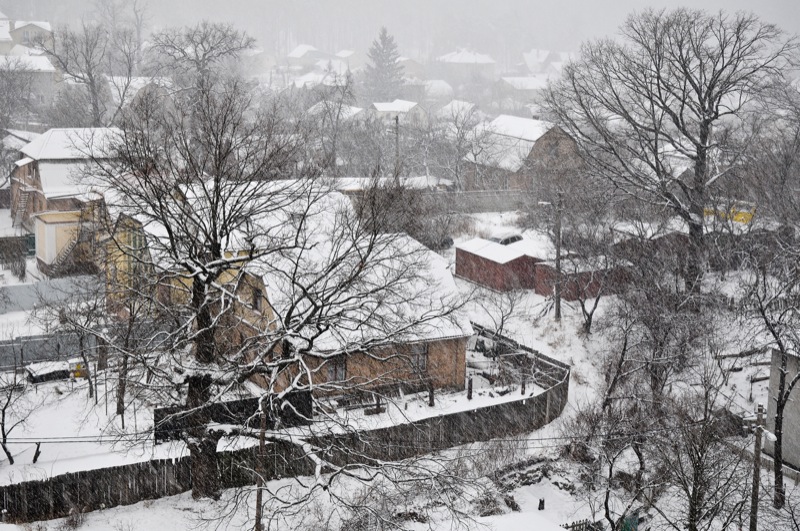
xmin=266 ymin=232 xmax=471 ymax=398
xmin=286 ymin=44 xmax=331 ymax=71
xmin=397 ymin=56 xmax=426 ymax=80
xmin=522 ymin=49 xmax=576 ymax=76
xmin=10 ymin=127 xmax=119 ymax=276
xmin=335 ymin=49 xmax=366 ymax=71
xmin=465 ymin=115 xmax=584 ymax=193
xmin=0 ymin=10 xmax=53 ymax=54
xmin=370 ymin=99 xmax=427 ymax=127
xmin=435 ymin=49 xmax=497 ymax=86
xmin=0 ymin=54 xmax=59 ymax=110
xmin=495 ymin=75 xmax=551 ymax=110
xmin=9 ymin=21 xmax=52 ymax=47
xmin=100 ymin=181 xmax=471 ymax=400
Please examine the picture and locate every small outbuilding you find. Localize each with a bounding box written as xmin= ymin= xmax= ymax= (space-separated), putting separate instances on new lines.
xmin=455 ymin=235 xmax=548 ymax=291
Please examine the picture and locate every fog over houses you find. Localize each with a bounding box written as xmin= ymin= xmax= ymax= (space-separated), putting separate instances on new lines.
xmin=0 ymin=1 xmax=796 ymax=530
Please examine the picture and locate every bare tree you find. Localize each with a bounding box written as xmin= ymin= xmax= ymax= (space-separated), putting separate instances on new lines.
xmin=545 ymin=8 xmax=797 ymax=291
xmin=38 ymin=20 xmax=139 ymax=127
xmin=149 ymin=21 xmax=255 ymax=84
xmin=647 ymin=363 xmax=751 ymax=531
xmin=741 ymin=243 xmax=800 ymax=509
xmin=0 ymin=361 xmax=44 ymax=465
xmin=0 ymin=57 xmax=33 ymax=133
xmin=737 ymin=80 xmax=800 ymax=510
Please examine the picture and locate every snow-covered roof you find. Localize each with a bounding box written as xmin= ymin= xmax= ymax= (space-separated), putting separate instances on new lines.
xmin=489 ymin=114 xmax=552 ymax=142
xmin=501 ymin=75 xmax=550 ymax=91
xmin=437 ymin=49 xmax=495 ymax=64
xmin=0 ymin=54 xmax=55 ymax=72
xmin=424 ymin=79 xmax=453 ymax=99
xmin=436 ymin=99 xmax=476 ymax=120
xmin=335 ymin=49 xmax=354 ymax=59
xmin=20 ymin=128 xmax=121 ymax=161
xmin=287 ymin=44 xmax=317 ymax=58
xmin=6 ymin=129 xmax=39 ymax=142
xmin=3 ymin=130 xmax=39 ymax=151
xmin=466 ymin=116 xmax=553 ymax=172
xmin=12 ymin=21 xmax=52 ymax=33
xmin=372 ymin=99 xmax=418 ymax=113
xmin=261 ymin=228 xmax=473 ymax=353
xmin=315 ymin=58 xmax=349 ymax=76
xmin=306 ymin=101 xmax=363 ymax=120
xmin=25 ymin=361 xmax=69 ymax=378
xmin=38 ymin=162 xmax=89 ymax=199
xmin=13 ymin=157 xmax=32 ymax=167
xmin=464 ymin=131 xmax=536 ymax=173
xmin=291 ymin=70 xmax=347 ymax=89
xmin=104 ymin=76 xmax=172 ymax=107
xmin=457 ymin=234 xmax=555 ymax=264
xmin=9 ymin=44 xmax=42 ymax=56
xmin=522 ymin=48 xmax=552 ymax=72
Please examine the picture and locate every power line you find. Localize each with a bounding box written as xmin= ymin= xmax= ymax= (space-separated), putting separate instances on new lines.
xmin=0 ymin=418 xmax=709 ymax=448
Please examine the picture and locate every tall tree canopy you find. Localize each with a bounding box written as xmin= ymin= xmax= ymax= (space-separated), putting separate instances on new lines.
xmin=545 ymin=8 xmax=797 ymax=291
xmin=364 ymin=26 xmax=404 ymax=102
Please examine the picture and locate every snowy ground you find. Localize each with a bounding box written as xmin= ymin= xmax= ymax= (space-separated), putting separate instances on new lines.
xmin=0 ymin=210 xmax=779 ymax=529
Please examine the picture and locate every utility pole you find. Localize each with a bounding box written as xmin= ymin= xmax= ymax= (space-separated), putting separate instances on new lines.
xmin=554 ymin=189 xmax=563 ymax=321
xmin=750 ymin=403 xmax=764 ymax=531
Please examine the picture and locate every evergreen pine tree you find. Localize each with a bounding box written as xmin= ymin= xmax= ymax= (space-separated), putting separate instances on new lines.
xmin=365 ymin=27 xmax=404 ymax=102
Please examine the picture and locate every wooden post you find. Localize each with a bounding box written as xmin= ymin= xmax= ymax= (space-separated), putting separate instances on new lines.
xmin=428 ymin=384 xmax=434 ymax=407
xmin=467 ymin=376 xmax=473 ymax=400
xmin=750 ymin=403 xmax=764 ymax=531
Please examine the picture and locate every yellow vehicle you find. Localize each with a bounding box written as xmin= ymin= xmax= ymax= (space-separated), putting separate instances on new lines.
xmin=69 ymin=359 xmax=88 ymax=379
xmin=704 ymin=201 xmax=755 ymax=224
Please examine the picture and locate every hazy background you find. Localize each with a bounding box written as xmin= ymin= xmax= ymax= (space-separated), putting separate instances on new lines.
xmin=3 ymin=0 xmax=799 ymax=65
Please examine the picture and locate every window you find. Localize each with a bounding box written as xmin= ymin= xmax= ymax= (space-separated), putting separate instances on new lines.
xmin=327 ymin=356 xmax=346 ymax=382
xmin=410 ymin=343 xmax=428 ymax=373
xmin=252 ymin=288 xmax=263 ymax=311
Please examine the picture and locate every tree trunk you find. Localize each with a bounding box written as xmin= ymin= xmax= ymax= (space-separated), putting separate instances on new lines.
xmin=190 ymin=436 xmax=220 ymax=500
xmin=187 ymin=373 xmax=220 ymax=499
xmin=774 ymin=398 xmax=786 ymax=509
xmin=187 ymin=273 xmax=221 ymax=498
xmin=116 ymin=352 xmax=128 ymax=417
xmin=687 ymin=126 xmax=709 ymax=294
xmin=1 ymin=408 xmax=12 ymax=464
xmin=79 ymin=335 xmax=94 ymax=401
xmin=192 ymin=279 xmax=216 ymax=364
xmin=0 ymin=442 xmax=13 ymax=465
xmin=686 ymin=220 xmax=705 ymax=294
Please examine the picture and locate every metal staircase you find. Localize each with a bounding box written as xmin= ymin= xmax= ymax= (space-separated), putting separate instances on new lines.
xmin=13 ymin=189 xmax=30 ymax=228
